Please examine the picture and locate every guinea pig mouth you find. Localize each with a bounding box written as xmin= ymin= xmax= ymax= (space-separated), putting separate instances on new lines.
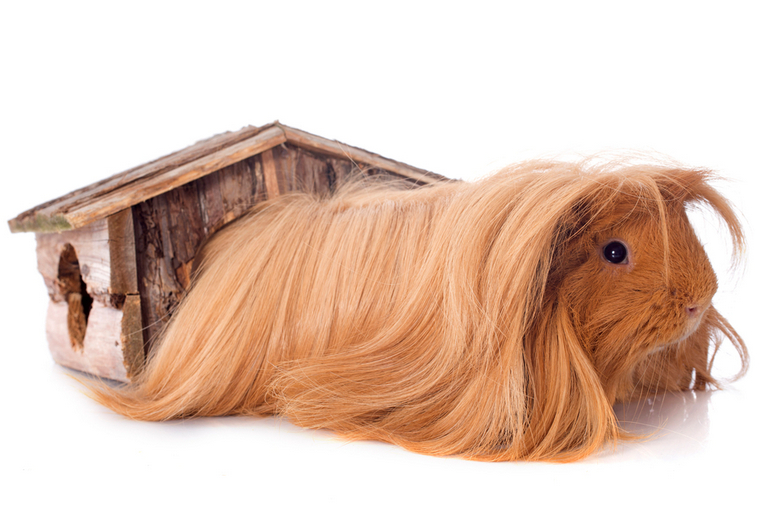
xmin=651 ymin=319 xmax=702 ymax=354
xmin=681 ymin=311 xmax=707 ymax=338
xmin=645 ymin=318 xmax=702 ymax=355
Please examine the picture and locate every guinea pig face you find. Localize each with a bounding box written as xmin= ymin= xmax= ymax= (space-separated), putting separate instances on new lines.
xmin=561 ymin=199 xmax=718 ymax=397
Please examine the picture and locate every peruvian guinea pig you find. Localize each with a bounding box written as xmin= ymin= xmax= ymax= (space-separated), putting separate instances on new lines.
xmin=88 ymin=157 xmax=748 ymax=462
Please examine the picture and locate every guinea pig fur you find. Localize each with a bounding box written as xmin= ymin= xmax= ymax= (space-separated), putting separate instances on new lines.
xmin=88 ymin=158 xmax=748 ymax=462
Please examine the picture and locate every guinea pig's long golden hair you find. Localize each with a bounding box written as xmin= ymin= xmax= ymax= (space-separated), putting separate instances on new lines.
xmin=88 ymin=158 xmax=747 ymax=462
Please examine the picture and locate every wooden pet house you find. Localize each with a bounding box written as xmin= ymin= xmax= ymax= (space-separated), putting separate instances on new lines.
xmin=9 ymin=122 xmax=444 ymax=382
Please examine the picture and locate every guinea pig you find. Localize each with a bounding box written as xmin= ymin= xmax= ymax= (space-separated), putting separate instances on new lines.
xmin=88 ymin=158 xmax=747 ymax=462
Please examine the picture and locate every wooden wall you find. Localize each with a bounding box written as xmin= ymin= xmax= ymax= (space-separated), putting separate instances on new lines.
xmin=132 ymin=143 xmax=407 ymax=353
xmin=36 ymin=218 xmax=142 ymax=381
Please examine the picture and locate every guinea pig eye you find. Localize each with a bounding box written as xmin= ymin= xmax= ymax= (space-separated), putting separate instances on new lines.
xmin=603 ymin=241 xmax=628 ymax=264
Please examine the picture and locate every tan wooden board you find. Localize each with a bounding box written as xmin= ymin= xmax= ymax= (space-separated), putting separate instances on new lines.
xmin=9 ymin=123 xmax=445 ymax=234
xmin=35 ymin=219 xmax=141 ymax=382
xmin=36 ymin=220 xmax=112 ymax=303
xmin=47 ymin=300 xmax=130 ymax=382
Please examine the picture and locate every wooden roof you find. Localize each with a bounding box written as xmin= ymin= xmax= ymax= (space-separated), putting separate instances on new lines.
xmin=9 ymin=122 xmax=444 ymax=233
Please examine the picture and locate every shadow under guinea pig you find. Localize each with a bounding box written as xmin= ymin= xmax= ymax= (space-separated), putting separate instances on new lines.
xmin=600 ymin=390 xmax=712 ymax=462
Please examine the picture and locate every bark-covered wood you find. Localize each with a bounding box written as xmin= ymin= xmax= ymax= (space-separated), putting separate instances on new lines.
xmin=261 ymin=150 xmax=280 ymax=199
xmin=9 ymin=122 xmax=444 ymax=234
xmin=35 ymin=220 xmax=138 ymax=382
xmin=62 ymin=126 xmax=285 ymax=230
xmin=36 ymin=220 xmax=112 ymax=304
xmin=283 ymin=126 xmax=448 ymax=185
xmin=19 ymin=125 xmax=447 ymax=382
xmin=274 ymin=143 xmax=332 ymax=194
xmin=8 ymin=124 xmax=283 ymax=233
xmin=133 ymin=154 xmax=269 ymax=351
xmin=47 ymin=299 xmax=129 ymax=382
xmin=121 ymin=295 xmax=144 ymax=379
xmin=108 ymin=208 xmax=138 ymax=294
xmin=131 ymin=144 xmax=425 ymax=356
xmin=272 ymin=142 xmax=424 ymax=193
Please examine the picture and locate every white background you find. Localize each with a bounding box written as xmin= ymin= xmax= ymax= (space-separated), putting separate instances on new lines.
xmin=1 ymin=1 xmax=778 ymax=518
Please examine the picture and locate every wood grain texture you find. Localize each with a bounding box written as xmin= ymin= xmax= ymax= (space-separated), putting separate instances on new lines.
xmin=35 ymin=219 xmax=147 ymax=382
xmin=134 ymin=154 xmax=268 ymax=351
xmin=282 ymin=125 xmax=447 ymax=185
xmin=121 ymin=295 xmax=145 ymax=379
xmin=108 ymin=208 xmax=138 ymax=294
xmin=8 ymin=124 xmax=283 ymax=233
xmin=47 ymin=300 xmax=130 ymax=382
xmin=271 ymin=142 xmax=422 ymax=193
xmin=63 ymin=126 xmax=285 ymax=229
xmin=21 ymin=124 xmax=449 ymax=380
xmin=10 ymin=122 xmax=446 ymax=234
xmin=131 ymin=146 xmax=389 ymax=355
xmin=261 ymin=149 xmax=280 ymax=198
xmin=36 ymin=220 xmax=112 ymax=304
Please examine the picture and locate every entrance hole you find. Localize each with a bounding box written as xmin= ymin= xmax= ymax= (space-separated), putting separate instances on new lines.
xmin=57 ymin=243 xmax=93 ymax=350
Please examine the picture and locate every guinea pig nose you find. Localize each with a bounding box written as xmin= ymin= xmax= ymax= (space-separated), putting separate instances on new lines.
xmin=685 ymin=306 xmax=700 ymax=318
xmin=684 ymin=297 xmax=711 ymax=319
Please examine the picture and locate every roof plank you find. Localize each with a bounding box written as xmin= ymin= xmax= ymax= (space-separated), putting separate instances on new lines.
xmin=282 ymin=126 xmax=446 ymax=184
xmin=9 ymin=122 xmax=445 ymax=233
xmin=10 ymin=124 xmax=272 ymax=233
xmin=62 ymin=126 xmax=286 ymax=229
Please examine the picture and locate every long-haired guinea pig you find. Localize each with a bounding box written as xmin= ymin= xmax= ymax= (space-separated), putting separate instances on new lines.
xmin=88 ymin=158 xmax=747 ymax=462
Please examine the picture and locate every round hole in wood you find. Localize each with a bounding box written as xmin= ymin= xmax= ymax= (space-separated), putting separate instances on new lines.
xmin=57 ymin=243 xmax=93 ymax=351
